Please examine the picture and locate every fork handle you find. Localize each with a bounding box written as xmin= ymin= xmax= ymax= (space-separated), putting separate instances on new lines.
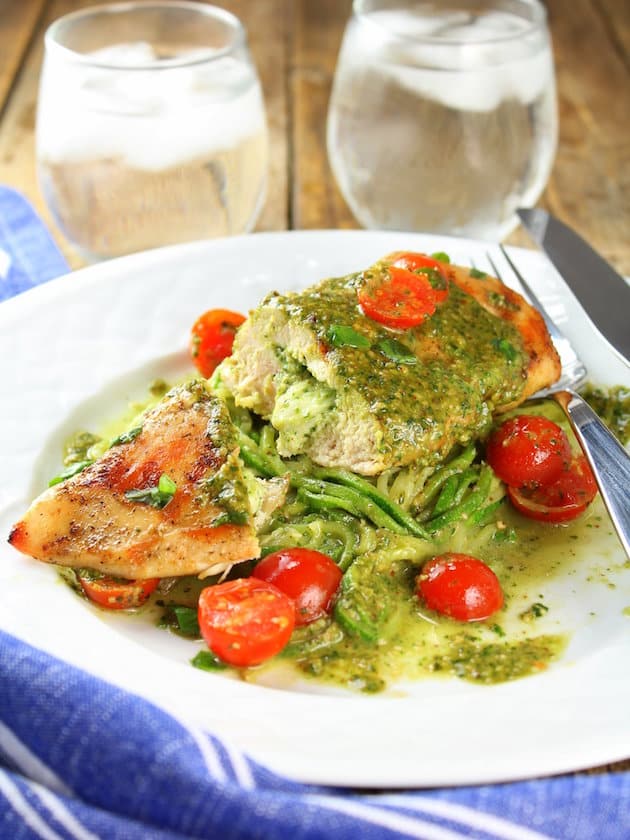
xmin=554 ymin=391 xmax=630 ymax=558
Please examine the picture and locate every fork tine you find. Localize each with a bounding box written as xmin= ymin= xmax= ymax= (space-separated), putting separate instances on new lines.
xmin=485 ymin=251 xmax=502 ymax=284
xmin=498 ymin=245 xmax=552 ymax=331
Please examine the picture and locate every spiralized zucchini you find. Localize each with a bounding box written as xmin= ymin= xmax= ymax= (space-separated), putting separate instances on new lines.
xmin=228 ymin=401 xmax=507 ymax=580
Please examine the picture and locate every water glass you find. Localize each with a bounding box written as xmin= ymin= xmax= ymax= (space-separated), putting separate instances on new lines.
xmin=36 ymin=1 xmax=268 ymax=260
xmin=327 ymin=0 xmax=557 ymax=240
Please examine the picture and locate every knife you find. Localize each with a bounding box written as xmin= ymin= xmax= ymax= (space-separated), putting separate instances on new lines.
xmin=517 ymin=208 xmax=630 ymax=364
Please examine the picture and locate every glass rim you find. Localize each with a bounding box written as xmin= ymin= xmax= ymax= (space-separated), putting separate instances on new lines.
xmin=44 ymin=1 xmax=247 ymax=70
xmin=352 ymin=0 xmax=548 ymax=45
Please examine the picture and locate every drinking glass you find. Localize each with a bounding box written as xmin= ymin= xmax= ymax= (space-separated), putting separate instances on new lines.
xmin=327 ymin=0 xmax=557 ymax=240
xmin=36 ymin=1 xmax=268 ymax=260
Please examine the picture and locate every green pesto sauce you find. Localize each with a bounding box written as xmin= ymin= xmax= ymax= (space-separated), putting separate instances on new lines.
xmin=254 ymin=508 xmax=573 ymax=691
xmin=581 ymin=383 xmax=630 ymax=446
xmin=262 ymin=266 xmax=527 ymax=466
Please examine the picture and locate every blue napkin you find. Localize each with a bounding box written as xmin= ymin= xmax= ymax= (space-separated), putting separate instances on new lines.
xmin=1 ymin=185 xmax=628 ymax=840
xmin=0 ymin=186 xmax=69 ymax=301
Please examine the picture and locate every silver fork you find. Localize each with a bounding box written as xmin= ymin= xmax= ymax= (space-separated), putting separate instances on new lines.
xmin=484 ymin=245 xmax=630 ymax=559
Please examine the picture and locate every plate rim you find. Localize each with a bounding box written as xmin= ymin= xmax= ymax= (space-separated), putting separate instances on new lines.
xmin=1 ymin=228 xmax=628 ymax=788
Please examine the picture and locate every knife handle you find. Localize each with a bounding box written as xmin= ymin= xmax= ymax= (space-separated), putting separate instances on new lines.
xmin=555 ymin=391 xmax=630 ymax=559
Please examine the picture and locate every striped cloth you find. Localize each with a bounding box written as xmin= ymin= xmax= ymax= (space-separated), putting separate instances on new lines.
xmin=1 ymin=185 xmax=628 ymax=840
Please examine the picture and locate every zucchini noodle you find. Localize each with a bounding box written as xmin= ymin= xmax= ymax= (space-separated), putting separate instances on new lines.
xmin=228 ymin=401 xmax=507 ymax=581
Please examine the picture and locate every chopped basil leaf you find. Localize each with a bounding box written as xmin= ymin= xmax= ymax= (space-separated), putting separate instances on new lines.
xmin=149 ymin=379 xmax=170 ymax=398
xmin=377 ymin=338 xmax=417 ymax=365
xmin=158 ymin=473 xmax=177 ymax=495
xmin=469 ymin=267 xmax=487 ymax=279
xmin=520 ymin=601 xmax=549 ymax=622
xmin=191 ymin=650 xmax=228 ymax=671
xmin=174 ymin=606 xmax=200 ymax=636
xmin=327 ymin=324 xmax=371 ymax=349
xmin=491 ymin=337 xmax=518 ymax=361
xmin=430 ymin=251 xmax=450 ymax=264
xmin=492 ymin=526 xmax=517 ymax=544
xmin=125 ymin=473 xmax=177 ymax=509
xmin=416 ymin=266 xmax=447 ymax=292
xmin=212 ymin=509 xmax=249 ymax=527
xmin=111 ymin=426 xmax=142 ymax=446
xmin=48 ymin=459 xmax=93 ymax=487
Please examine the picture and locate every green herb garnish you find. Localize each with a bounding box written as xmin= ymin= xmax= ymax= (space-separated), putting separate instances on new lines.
xmin=469 ymin=267 xmax=487 ymax=279
xmin=191 ymin=650 xmax=228 ymax=671
xmin=491 ymin=337 xmax=518 ymax=361
xmin=492 ymin=526 xmax=517 ymax=544
xmin=377 ymin=338 xmax=417 ymax=365
xmin=111 ymin=426 xmax=143 ymax=446
xmin=415 ymin=266 xmax=447 ymax=292
xmin=431 ymin=251 xmax=450 ymax=264
xmin=48 ymin=459 xmax=93 ymax=487
xmin=520 ymin=602 xmax=549 ymax=622
xmin=173 ymin=606 xmax=201 ymax=636
xmin=327 ymin=324 xmax=371 ymax=349
xmin=124 ymin=473 xmax=177 ymax=509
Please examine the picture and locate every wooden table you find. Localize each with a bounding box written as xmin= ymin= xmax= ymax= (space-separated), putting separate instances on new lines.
xmin=0 ymin=0 xmax=628 ymax=775
xmin=0 ymin=0 xmax=628 ymax=272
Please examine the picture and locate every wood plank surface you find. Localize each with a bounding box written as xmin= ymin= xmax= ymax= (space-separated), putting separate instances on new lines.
xmin=0 ymin=0 xmax=46 ymax=114
xmin=290 ymin=0 xmax=355 ymax=230
xmin=0 ymin=0 xmax=628 ymax=271
xmin=522 ymin=0 xmax=630 ymax=272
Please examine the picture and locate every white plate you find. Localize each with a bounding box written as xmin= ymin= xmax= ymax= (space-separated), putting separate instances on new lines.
xmin=1 ymin=230 xmax=628 ymax=788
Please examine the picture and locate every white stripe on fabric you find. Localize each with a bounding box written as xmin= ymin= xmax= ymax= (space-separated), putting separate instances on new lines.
xmin=377 ymin=795 xmax=554 ymax=840
xmin=0 ymin=721 xmax=72 ymax=796
xmin=167 ymin=712 xmax=228 ymax=783
xmin=0 ymin=770 xmax=65 ymax=840
xmin=221 ymin=739 xmax=255 ymax=790
xmin=0 ymin=248 xmax=11 ymax=279
xmin=310 ymin=795 xmax=471 ymax=840
xmin=33 ymin=784 xmax=101 ymax=840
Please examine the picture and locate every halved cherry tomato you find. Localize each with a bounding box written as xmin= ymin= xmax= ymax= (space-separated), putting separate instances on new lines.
xmin=197 ymin=578 xmax=295 ymax=667
xmin=388 ymin=252 xmax=450 ymax=303
xmin=507 ymin=455 xmax=598 ymax=523
xmin=189 ymin=308 xmax=245 ymax=378
xmin=416 ymin=553 xmax=504 ymax=622
xmin=486 ymin=415 xmax=572 ymax=488
xmin=358 ymin=266 xmax=437 ymax=329
xmin=252 ymin=547 xmax=342 ymax=626
xmin=78 ymin=574 xmax=159 ymax=610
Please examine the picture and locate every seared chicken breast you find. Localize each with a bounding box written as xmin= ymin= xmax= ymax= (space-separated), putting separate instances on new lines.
xmin=218 ymin=255 xmax=560 ymax=475
xmin=9 ymin=381 xmax=262 ymax=579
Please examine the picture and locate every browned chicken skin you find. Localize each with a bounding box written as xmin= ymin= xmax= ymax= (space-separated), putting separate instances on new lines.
xmin=9 ymin=381 xmax=260 ymax=579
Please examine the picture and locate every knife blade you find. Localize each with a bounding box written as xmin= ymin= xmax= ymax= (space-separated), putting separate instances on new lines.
xmin=517 ymin=208 xmax=630 ymax=364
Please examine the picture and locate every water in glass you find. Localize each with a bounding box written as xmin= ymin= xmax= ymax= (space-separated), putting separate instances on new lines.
xmin=37 ymin=4 xmax=267 ymax=260
xmin=327 ymin=0 xmax=557 ymax=240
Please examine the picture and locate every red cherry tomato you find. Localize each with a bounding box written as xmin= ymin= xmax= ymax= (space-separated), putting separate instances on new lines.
xmin=252 ymin=547 xmax=342 ymax=626
xmin=507 ymin=455 xmax=598 ymax=523
xmin=78 ymin=574 xmax=159 ymax=610
xmin=388 ymin=251 xmax=450 ymax=303
xmin=189 ymin=309 xmax=245 ymax=378
xmin=197 ymin=578 xmax=295 ymax=667
xmin=358 ymin=265 xmax=437 ymax=329
xmin=486 ymin=415 xmax=572 ymax=488
xmin=417 ymin=553 xmax=504 ymax=622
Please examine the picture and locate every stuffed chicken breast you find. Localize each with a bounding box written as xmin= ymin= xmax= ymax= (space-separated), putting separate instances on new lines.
xmin=218 ymin=253 xmax=560 ymax=475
